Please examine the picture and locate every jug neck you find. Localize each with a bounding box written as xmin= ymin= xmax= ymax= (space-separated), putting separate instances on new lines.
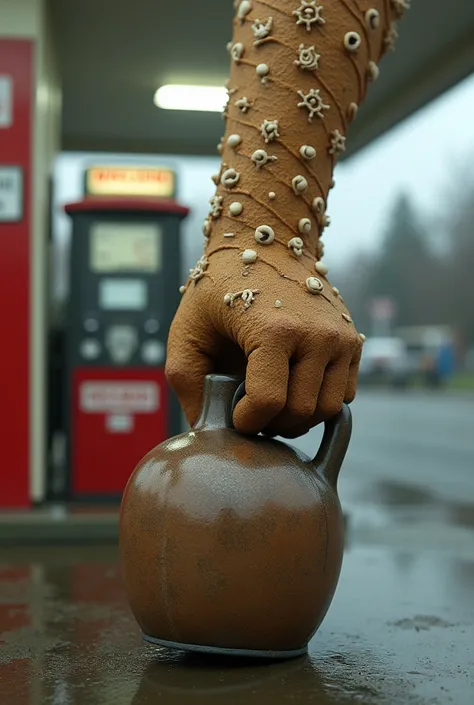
xmin=193 ymin=375 xmax=243 ymax=430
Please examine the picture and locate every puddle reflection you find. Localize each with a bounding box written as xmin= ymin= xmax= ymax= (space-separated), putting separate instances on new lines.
xmin=0 ymin=535 xmax=473 ymax=705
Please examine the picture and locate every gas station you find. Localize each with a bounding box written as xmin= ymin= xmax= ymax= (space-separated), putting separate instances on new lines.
xmin=2 ymin=1 xmax=474 ymax=703
xmin=1 ymin=0 xmax=474 ymax=510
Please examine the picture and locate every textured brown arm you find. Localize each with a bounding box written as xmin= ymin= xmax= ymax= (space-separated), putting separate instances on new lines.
xmin=195 ymin=0 xmax=407 ymax=275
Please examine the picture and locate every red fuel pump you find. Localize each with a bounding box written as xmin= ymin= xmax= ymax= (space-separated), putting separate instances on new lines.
xmin=63 ymin=165 xmax=189 ymax=499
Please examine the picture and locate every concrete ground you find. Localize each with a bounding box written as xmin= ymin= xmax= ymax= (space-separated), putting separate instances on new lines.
xmin=0 ymin=390 xmax=473 ymax=704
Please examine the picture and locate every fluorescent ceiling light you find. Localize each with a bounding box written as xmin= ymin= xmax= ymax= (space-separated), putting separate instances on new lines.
xmin=154 ymin=85 xmax=227 ymax=112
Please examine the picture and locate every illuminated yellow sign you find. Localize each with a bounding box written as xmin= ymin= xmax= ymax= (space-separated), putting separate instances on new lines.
xmin=86 ymin=166 xmax=175 ymax=198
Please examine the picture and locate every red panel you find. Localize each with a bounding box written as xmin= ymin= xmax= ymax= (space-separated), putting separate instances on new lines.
xmin=0 ymin=41 xmax=34 ymax=508
xmin=72 ymin=367 xmax=169 ymax=496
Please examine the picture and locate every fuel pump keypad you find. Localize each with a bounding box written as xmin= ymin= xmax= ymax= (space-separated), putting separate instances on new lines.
xmin=144 ymin=319 xmax=160 ymax=335
xmin=80 ymin=338 xmax=102 ymax=360
xmin=141 ymin=340 xmax=165 ymax=364
xmin=79 ymin=321 xmax=165 ymax=366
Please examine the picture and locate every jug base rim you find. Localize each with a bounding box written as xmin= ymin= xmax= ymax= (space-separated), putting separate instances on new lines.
xmin=142 ymin=633 xmax=308 ymax=660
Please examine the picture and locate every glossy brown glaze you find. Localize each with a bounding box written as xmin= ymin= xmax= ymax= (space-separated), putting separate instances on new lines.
xmin=119 ymin=374 xmax=352 ymax=655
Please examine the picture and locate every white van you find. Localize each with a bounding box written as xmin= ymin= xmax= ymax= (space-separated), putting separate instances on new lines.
xmin=358 ymin=337 xmax=411 ymax=387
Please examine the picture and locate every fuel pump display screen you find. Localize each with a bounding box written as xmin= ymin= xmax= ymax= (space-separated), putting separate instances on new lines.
xmin=90 ymin=222 xmax=162 ymax=273
xmin=99 ymin=278 xmax=147 ymax=310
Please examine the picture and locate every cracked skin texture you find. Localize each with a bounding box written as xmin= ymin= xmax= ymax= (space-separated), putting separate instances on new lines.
xmin=166 ymin=0 xmax=407 ymax=437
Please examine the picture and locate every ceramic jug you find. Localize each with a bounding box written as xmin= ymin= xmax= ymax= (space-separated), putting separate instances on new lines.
xmin=120 ymin=374 xmax=352 ymax=659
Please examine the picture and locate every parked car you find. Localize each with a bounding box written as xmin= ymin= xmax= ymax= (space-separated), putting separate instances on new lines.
xmin=358 ymin=336 xmax=411 ymax=388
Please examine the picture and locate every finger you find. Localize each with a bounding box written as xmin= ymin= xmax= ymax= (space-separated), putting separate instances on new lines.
xmin=312 ymin=355 xmax=351 ymax=425
xmin=233 ymin=347 xmax=290 ymax=435
xmin=345 ymin=341 xmax=363 ymax=403
xmin=166 ymin=334 xmax=214 ymax=427
xmin=264 ymin=350 xmax=327 ymax=436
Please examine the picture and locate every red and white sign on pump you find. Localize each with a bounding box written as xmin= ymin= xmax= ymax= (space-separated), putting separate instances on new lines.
xmin=80 ymin=381 xmax=159 ymax=414
xmin=86 ymin=166 xmax=176 ymax=198
xmin=72 ymin=368 xmax=168 ymax=495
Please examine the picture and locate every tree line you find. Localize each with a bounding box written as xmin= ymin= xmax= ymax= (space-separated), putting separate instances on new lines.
xmin=334 ymin=179 xmax=474 ymax=355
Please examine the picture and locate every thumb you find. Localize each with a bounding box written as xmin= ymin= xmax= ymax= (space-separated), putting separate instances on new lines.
xmin=166 ymin=319 xmax=215 ymax=428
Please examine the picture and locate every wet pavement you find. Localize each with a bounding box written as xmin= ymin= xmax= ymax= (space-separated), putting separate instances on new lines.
xmin=1 ymin=542 xmax=473 ymax=705
xmin=294 ymin=390 xmax=474 ymax=559
xmin=1 ymin=390 xmax=474 ymax=704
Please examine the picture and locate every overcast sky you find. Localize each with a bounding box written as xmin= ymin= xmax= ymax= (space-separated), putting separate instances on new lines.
xmin=324 ymin=73 xmax=474 ymax=267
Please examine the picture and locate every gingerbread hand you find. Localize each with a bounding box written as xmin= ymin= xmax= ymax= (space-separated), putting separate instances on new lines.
xmin=166 ymin=249 xmax=363 ymax=437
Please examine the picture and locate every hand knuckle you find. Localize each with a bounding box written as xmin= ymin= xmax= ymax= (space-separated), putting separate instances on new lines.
xmin=323 ymin=324 xmax=342 ymax=347
xmin=353 ymin=341 xmax=364 ymax=362
xmin=266 ymin=318 xmax=299 ymax=345
xmin=342 ymin=328 xmax=356 ymax=345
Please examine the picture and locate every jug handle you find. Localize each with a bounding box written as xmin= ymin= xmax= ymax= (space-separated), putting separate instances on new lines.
xmin=232 ymin=382 xmax=352 ymax=489
xmin=313 ymin=404 xmax=352 ymax=489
